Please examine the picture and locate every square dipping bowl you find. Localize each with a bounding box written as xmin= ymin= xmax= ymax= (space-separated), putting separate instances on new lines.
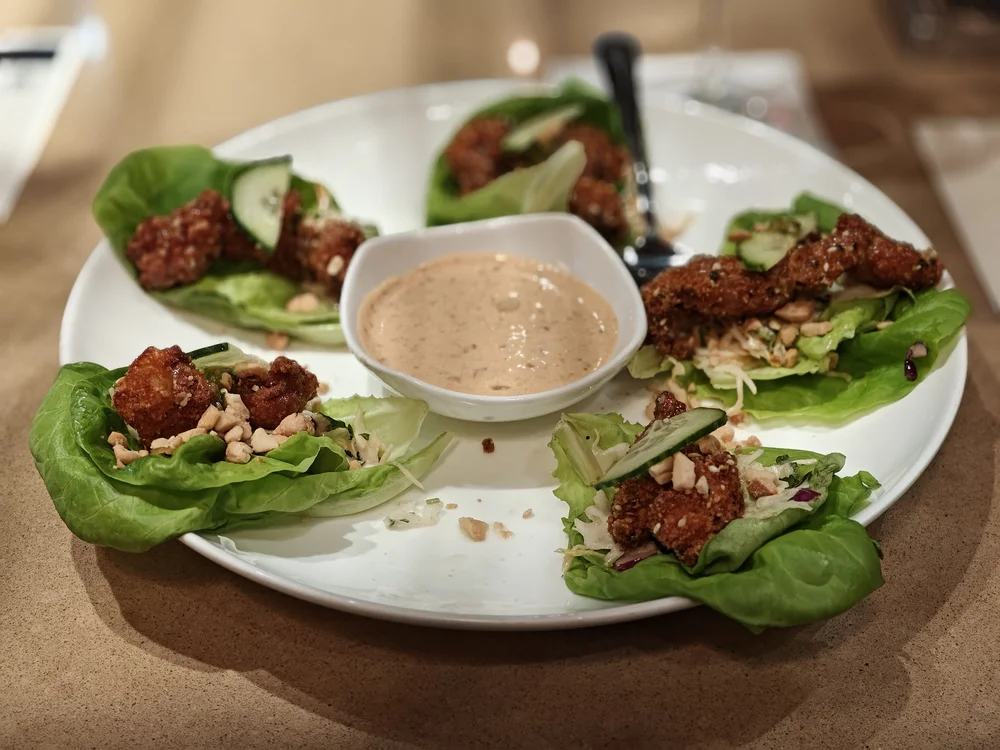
xmin=339 ymin=213 xmax=648 ymax=422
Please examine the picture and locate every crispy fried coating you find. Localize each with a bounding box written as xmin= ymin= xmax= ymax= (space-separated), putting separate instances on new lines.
xmin=642 ymin=214 xmax=944 ymax=358
xmin=559 ymin=124 xmax=627 ymax=183
xmin=652 ymin=391 xmax=688 ymax=420
xmin=444 ymin=117 xmax=511 ymax=195
xmin=607 ymin=475 xmax=661 ymax=549
xmin=233 ymin=356 xmax=319 ymax=429
xmin=569 ymin=176 xmax=627 ymax=243
xmin=112 ymin=345 xmax=217 ymax=447
xmin=607 ymin=449 xmax=743 ymax=566
xmin=126 ymin=190 xmax=226 ymax=290
xmin=839 ymin=214 xmax=943 ymax=289
xmin=648 ymin=451 xmax=742 ymax=565
xmin=296 ymin=217 xmax=367 ymax=298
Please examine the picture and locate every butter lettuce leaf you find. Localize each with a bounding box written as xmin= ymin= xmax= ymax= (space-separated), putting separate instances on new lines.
xmin=92 ymin=145 xmax=372 ymax=345
xmin=29 ymin=347 xmax=452 ymax=552
xmin=549 ymin=413 xmax=884 ymax=630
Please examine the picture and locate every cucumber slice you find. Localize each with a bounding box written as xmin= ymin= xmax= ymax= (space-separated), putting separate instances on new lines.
xmin=594 ymin=407 xmax=728 ymax=489
xmin=521 ymin=140 xmax=587 ymax=213
xmin=230 ymin=157 xmax=292 ymax=251
xmin=738 ymin=231 xmax=798 ymax=271
xmin=502 ymin=104 xmax=584 ymax=153
xmin=737 ymin=213 xmax=817 ymax=271
xmin=187 ymin=343 xmax=234 ymax=361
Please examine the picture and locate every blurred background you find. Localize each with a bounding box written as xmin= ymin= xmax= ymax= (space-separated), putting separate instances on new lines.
xmin=2 ymin=0 xmax=1000 ymax=307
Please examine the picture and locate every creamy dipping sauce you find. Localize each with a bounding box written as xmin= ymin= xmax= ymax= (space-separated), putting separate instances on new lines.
xmin=357 ymin=253 xmax=618 ymax=396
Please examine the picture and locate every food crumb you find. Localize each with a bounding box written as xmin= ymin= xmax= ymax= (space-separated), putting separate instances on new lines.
xmin=445 ymin=503 xmax=458 ymax=510
xmin=481 ymin=437 xmax=495 ymax=454
xmin=522 ymin=509 xmax=534 ymax=519
xmin=317 ymin=382 xmax=330 ymax=395
xmin=492 ymin=521 xmax=513 ymax=540
xmin=476 ymin=497 xmax=482 ymax=503
xmin=266 ymin=331 xmax=289 ymax=351
xmin=459 ymin=517 xmax=489 ymax=542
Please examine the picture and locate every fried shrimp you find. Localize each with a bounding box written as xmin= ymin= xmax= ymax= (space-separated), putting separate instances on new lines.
xmin=444 ymin=117 xmax=512 ymax=195
xmin=606 ymin=446 xmax=743 ymax=565
xmin=233 ymin=356 xmax=319 ymax=429
xmin=642 ymin=214 xmax=944 ymax=358
xmin=296 ymin=217 xmax=367 ymax=297
xmin=112 ymin=345 xmax=217 ymax=447
xmin=569 ymin=176 xmax=627 ymax=242
xmin=559 ymin=124 xmax=627 ymax=183
xmin=126 ymin=190 xmax=227 ymax=290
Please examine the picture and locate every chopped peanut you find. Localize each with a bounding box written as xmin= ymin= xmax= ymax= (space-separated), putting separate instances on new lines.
xmin=317 ymin=382 xmax=330 ymax=395
xmin=522 ymin=509 xmax=534 ymax=519
xmin=198 ymin=405 xmax=222 ymax=431
xmin=266 ymin=331 xmax=289 ymax=351
xmin=326 ymin=255 xmax=345 ymax=277
xmin=113 ymin=443 xmax=148 ymax=469
xmin=220 ymin=372 xmax=233 ymax=390
xmin=150 ymin=437 xmax=172 ymax=455
xmin=225 ymin=442 xmax=253 ymax=464
xmin=648 ymin=455 xmax=675 ymax=485
xmin=800 ymin=321 xmax=834 ymax=337
xmin=774 ymin=300 xmax=815 ymax=323
xmin=274 ymin=412 xmax=315 ymax=437
xmin=250 ymin=428 xmax=281 ymax=454
xmin=778 ymin=324 xmax=799 ymax=347
xmin=695 ymin=476 xmax=710 ymax=495
xmin=107 ymin=431 xmax=128 ymax=448
xmin=459 ymin=517 xmax=489 ymax=541
xmin=348 ymin=459 xmax=363 ymax=470
xmin=672 ymin=452 xmax=696 ymax=490
xmin=784 ymin=349 xmax=799 ymax=368
xmin=492 ymin=521 xmax=513 ymax=540
xmin=446 ymin=503 xmax=459 ymax=510
xmin=176 ymin=427 xmax=207 ymax=443
xmin=223 ymin=425 xmax=244 ymax=444
xmin=285 ymin=292 xmax=321 ymax=314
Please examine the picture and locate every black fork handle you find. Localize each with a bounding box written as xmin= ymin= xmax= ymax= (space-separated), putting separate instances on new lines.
xmin=593 ymin=32 xmax=656 ymax=232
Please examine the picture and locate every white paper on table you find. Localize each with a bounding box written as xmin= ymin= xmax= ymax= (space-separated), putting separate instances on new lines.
xmin=913 ymin=118 xmax=1000 ymax=313
xmin=0 ymin=27 xmax=85 ymax=225
xmin=543 ymin=50 xmax=834 ymax=154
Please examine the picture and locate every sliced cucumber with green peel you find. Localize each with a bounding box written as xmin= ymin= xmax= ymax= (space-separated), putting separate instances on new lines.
xmin=594 ymin=407 xmax=728 ymax=489
xmin=738 ymin=231 xmax=798 ymax=271
xmin=521 ymin=140 xmax=587 ymax=213
xmin=737 ymin=212 xmax=817 ymax=271
xmin=502 ymin=104 xmax=584 ymax=153
xmin=230 ymin=156 xmax=292 ymax=251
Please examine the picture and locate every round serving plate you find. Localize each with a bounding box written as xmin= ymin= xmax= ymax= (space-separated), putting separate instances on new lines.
xmin=60 ymin=79 xmax=967 ymax=630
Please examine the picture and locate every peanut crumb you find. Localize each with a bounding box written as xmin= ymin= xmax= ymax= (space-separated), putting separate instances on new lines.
xmin=459 ymin=517 xmax=489 ymax=542
xmin=522 ymin=509 xmax=534 ymax=519
xmin=317 ymin=382 xmax=330 ymax=395
xmin=266 ymin=331 xmax=289 ymax=351
xmin=445 ymin=503 xmax=458 ymax=510
xmin=492 ymin=521 xmax=513 ymax=540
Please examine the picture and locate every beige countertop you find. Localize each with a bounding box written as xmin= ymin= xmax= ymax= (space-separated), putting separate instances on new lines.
xmin=3 ymin=1 xmax=1000 ymax=747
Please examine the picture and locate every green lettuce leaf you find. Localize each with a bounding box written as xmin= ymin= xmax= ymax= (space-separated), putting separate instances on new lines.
xmin=28 ymin=353 xmax=452 ymax=552
xmin=549 ymin=412 xmax=884 ymax=630
xmin=92 ymin=145 xmax=371 ymax=345
xmin=699 ymin=288 xmax=970 ymax=422
xmin=425 ymin=79 xmax=625 ymax=229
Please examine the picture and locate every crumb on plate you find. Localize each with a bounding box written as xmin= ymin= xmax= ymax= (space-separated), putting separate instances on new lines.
xmin=459 ymin=517 xmax=489 ymax=541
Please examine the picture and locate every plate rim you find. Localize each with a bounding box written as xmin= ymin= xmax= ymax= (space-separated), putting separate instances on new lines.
xmin=59 ymin=78 xmax=969 ymax=631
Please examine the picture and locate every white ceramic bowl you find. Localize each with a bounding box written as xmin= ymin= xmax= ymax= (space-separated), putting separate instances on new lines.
xmin=340 ymin=213 xmax=647 ymax=422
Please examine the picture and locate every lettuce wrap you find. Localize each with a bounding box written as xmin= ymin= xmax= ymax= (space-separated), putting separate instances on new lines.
xmin=425 ymin=79 xmax=633 ymax=242
xmin=549 ymin=412 xmax=884 ymax=630
xmin=629 ymin=193 xmax=971 ymax=422
xmin=93 ymin=145 xmax=377 ymax=346
xmin=28 ymin=344 xmax=453 ymax=552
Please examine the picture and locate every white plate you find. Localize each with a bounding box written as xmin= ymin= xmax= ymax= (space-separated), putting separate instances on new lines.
xmin=60 ymin=79 xmax=967 ymax=630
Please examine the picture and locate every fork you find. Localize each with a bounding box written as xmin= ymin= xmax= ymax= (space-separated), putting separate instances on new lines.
xmin=593 ymin=31 xmax=689 ymax=284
